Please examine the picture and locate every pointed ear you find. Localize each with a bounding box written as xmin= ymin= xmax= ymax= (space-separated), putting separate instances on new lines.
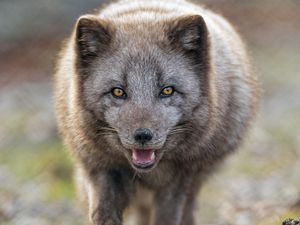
xmin=75 ymin=15 xmax=113 ymax=64
xmin=168 ymin=15 xmax=208 ymax=52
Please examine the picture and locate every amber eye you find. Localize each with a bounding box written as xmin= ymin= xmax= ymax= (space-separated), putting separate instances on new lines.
xmin=111 ymin=87 xmax=126 ymax=99
xmin=160 ymin=86 xmax=175 ymax=97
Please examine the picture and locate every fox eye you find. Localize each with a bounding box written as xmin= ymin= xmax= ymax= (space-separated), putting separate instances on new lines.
xmin=111 ymin=87 xmax=127 ymax=99
xmin=160 ymin=86 xmax=175 ymax=97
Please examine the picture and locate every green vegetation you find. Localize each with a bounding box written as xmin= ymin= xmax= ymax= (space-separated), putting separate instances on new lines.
xmin=0 ymin=141 xmax=76 ymax=201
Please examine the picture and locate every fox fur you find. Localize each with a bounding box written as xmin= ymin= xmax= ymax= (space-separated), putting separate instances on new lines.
xmin=54 ymin=1 xmax=259 ymax=225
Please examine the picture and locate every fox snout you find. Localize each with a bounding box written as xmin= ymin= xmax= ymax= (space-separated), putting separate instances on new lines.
xmin=118 ymin=126 xmax=166 ymax=150
xmin=133 ymin=128 xmax=153 ymax=145
xmin=128 ymin=128 xmax=162 ymax=171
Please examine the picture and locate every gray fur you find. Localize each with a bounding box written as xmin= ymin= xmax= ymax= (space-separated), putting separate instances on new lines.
xmin=54 ymin=1 xmax=259 ymax=225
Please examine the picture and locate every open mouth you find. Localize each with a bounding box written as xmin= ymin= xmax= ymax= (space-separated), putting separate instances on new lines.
xmin=131 ymin=149 xmax=156 ymax=169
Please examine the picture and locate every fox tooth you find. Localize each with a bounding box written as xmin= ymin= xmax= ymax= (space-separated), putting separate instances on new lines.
xmin=150 ymin=152 xmax=155 ymax=161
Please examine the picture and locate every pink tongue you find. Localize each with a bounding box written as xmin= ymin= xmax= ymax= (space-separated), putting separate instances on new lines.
xmin=132 ymin=149 xmax=155 ymax=164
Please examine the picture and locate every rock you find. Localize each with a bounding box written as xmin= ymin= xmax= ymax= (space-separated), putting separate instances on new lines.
xmin=283 ymin=219 xmax=300 ymax=225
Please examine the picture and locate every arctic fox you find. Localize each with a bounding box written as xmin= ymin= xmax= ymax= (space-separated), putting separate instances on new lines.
xmin=54 ymin=0 xmax=259 ymax=224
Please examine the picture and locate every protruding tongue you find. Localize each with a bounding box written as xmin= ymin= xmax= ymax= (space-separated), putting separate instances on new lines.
xmin=132 ymin=149 xmax=155 ymax=165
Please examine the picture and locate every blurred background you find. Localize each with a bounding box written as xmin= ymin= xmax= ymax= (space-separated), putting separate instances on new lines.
xmin=0 ymin=0 xmax=299 ymax=224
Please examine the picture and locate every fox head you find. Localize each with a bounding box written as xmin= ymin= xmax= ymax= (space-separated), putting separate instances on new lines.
xmin=73 ymin=14 xmax=212 ymax=172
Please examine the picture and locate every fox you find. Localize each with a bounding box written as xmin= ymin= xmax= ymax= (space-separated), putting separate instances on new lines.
xmin=54 ymin=0 xmax=259 ymax=225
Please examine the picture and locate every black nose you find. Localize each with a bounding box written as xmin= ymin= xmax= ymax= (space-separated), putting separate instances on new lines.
xmin=134 ymin=128 xmax=153 ymax=144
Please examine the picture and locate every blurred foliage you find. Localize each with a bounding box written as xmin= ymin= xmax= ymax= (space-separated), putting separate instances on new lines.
xmin=0 ymin=0 xmax=299 ymax=225
xmin=0 ymin=141 xmax=75 ymax=201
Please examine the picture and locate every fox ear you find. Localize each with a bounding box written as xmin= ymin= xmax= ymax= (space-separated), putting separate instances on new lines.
xmin=75 ymin=15 xmax=113 ymax=63
xmin=168 ymin=15 xmax=208 ymax=51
